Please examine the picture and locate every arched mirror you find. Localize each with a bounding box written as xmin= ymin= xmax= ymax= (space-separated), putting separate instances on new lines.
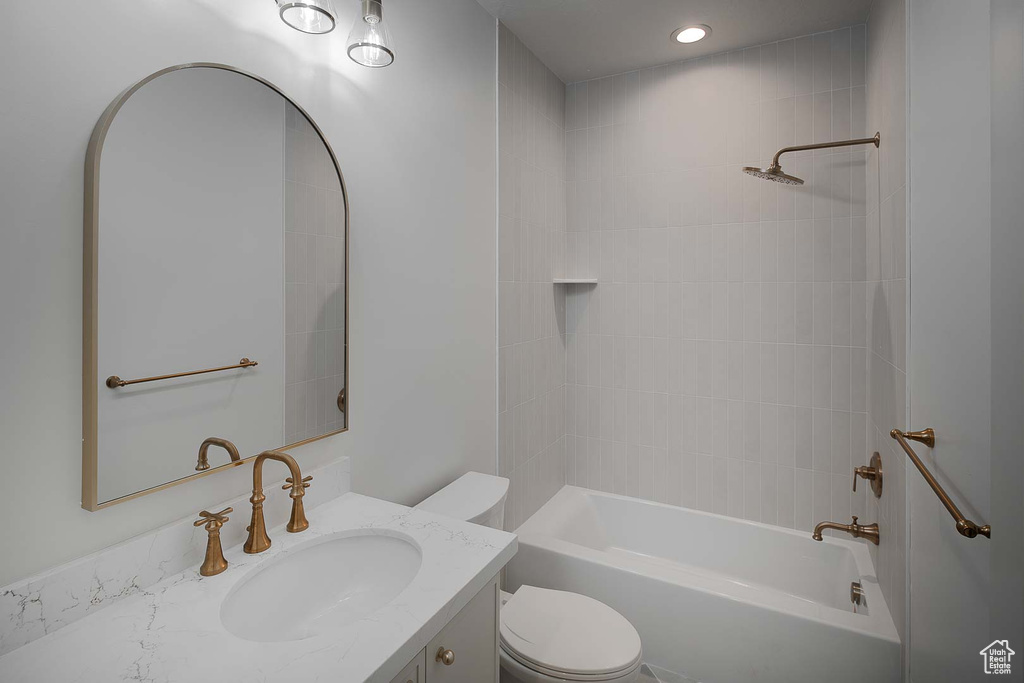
xmin=82 ymin=64 xmax=348 ymax=510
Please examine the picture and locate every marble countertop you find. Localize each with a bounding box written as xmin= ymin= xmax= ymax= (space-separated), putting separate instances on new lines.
xmin=0 ymin=493 xmax=517 ymax=683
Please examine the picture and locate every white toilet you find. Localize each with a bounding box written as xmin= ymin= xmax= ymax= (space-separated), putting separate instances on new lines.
xmin=416 ymin=472 xmax=643 ymax=683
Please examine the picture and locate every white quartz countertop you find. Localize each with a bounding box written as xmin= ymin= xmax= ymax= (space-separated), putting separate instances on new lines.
xmin=0 ymin=493 xmax=517 ymax=683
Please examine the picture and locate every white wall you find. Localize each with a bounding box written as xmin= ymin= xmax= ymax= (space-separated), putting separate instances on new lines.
xmin=907 ymin=1 xmax=991 ymax=678
xmin=906 ymin=0 xmax=1024 ymax=678
xmin=497 ymin=23 xmax=568 ymax=531
xmin=561 ymin=28 xmax=873 ymax=533
xmin=988 ymin=0 xmax=1024 ymax=658
xmin=0 ymin=0 xmax=496 ymax=586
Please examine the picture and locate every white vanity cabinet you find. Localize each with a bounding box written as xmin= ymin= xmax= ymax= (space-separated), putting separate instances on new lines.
xmin=390 ymin=575 xmax=499 ymax=683
xmin=389 ymin=650 xmax=426 ymax=683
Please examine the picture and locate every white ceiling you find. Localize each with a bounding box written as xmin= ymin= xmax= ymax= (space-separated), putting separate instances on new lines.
xmin=477 ymin=0 xmax=874 ymax=83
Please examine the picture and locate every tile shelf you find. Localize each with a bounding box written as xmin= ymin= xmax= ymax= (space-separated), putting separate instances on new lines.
xmin=552 ymin=278 xmax=598 ymax=284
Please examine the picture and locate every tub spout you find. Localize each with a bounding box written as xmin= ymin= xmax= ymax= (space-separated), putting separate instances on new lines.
xmin=812 ymin=516 xmax=880 ymax=545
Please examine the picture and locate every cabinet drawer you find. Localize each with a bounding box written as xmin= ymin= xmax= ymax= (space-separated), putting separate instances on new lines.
xmin=390 ymin=649 xmax=426 ymax=683
xmin=426 ymin=576 xmax=499 ymax=683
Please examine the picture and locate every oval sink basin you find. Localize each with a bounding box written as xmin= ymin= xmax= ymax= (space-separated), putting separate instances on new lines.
xmin=221 ymin=532 xmax=421 ymax=642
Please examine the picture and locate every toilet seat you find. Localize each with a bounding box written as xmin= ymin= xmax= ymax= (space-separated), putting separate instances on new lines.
xmin=500 ymin=586 xmax=642 ymax=681
xmin=500 ymin=646 xmax=641 ymax=683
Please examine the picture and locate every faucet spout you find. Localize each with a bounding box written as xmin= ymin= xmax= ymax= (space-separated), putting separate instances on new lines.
xmin=243 ymin=450 xmax=311 ymax=554
xmin=812 ymin=516 xmax=880 ymax=545
xmin=196 ymin=437 xmax=241 ymax=471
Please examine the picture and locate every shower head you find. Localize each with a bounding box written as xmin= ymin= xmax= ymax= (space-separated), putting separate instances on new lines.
xmin=744 ymin=132 xmax=880 ymax=186
xmin=742 ymin=164 xmax=804 ymax=185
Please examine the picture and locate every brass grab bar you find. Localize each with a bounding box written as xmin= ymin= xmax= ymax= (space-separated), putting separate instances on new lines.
xmin=106 ymin=358 xmax=258 ymax=389
xmin=890 ymin=428 xmax=991 ymax=539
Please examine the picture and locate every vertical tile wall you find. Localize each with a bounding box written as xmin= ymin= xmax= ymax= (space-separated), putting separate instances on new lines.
xmin=862 ymin=0 xmax=909 ymax=649
xmin=284 ymin=102 xmax=347 ymax=444
xmin=497 ymin=23 xmax=568 ymax=531
xmin=563 ymin=28 xmax=873 ymax=532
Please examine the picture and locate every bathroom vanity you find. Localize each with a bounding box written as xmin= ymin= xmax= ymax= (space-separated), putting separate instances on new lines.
xmin=388 ymin=576 xmax=499 ymax=683
xmin=0 ymin=492 xmax=516 ymax=682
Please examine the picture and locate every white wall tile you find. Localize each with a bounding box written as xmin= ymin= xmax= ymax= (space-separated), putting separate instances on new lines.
xmin=794 ymin=36 xmax=813 ymax=96
xmin=498 ymin=25 xmax=568 ymax=530
xmin=812 ymin=33 xmax=832 ymax=93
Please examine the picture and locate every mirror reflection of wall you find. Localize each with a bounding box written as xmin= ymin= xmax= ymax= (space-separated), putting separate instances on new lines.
xmin=86 ymin=66 xmax=347 ymax=509
xmin=283 ymin=101 xmax=346 ymax=445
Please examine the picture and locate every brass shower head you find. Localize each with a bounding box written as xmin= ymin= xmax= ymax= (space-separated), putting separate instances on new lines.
xmin=744 ymin=132 xmax=880 ymax=185
xmin=742 ymin=164 xmax=804 ymax=185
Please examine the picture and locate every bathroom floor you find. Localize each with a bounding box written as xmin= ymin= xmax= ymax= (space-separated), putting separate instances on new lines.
xmin=639 ymin=663 xmax=698 ymax=683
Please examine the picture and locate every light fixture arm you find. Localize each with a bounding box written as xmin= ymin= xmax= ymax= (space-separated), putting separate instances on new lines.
xmin=769 ymin=132 xmax=880 ymax=171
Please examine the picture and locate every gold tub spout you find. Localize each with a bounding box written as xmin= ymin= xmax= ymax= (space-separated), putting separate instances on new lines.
xmin=812 ymin=515 xmax=880 ymax=545
xmin=243 ymin=450 xmax=311 ymax=554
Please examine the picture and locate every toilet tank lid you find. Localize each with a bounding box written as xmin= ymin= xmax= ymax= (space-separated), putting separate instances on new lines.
xmin=415 ymin=472 xmax=509 ymax=524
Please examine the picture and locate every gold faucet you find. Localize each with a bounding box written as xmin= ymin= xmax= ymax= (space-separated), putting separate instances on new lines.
xmin=196 ymin=437 xmax=241 ymax=471
xmin=812 ymin=515 xmax=880 ymax=545
xmin=194 ymin=507 xmax=232 ymax=576
xmin=243 ymin=450 xmax=311 ymax=554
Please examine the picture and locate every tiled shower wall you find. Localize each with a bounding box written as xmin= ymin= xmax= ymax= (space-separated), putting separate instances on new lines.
xmin=862 ymin=0 xmax=909 ymax=647
xmin=497 ymin=23 xmax=568 ymax=531
xmin=562 ymin=28 xmax=874 ymax=530
xmin=284 ymin=101 xmax=347 ymax=444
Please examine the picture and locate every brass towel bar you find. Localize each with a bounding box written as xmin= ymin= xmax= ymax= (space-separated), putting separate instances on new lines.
xmin=106 ymin=358 xmax=258 ymax=389
xmin=890 ymin=428 xmax=991 ymax=539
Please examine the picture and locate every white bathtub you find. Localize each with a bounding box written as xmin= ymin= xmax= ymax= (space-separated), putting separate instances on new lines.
xmin=506 ymin=486 xmax=900 ymax=683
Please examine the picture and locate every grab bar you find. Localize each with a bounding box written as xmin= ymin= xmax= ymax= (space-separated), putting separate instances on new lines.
xmin=106 ymin=358 xmax=258 ymax=389
xmin=890 ymin=428 xmax=991 ymax=539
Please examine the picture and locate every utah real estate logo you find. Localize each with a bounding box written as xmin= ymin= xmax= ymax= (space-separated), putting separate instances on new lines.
xmin=980 ymin=640 xmax=1014 ymax=675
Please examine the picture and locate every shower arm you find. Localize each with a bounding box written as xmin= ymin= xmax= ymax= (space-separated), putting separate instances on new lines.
xmin=768 ymin=132 xmax=880 ymax=170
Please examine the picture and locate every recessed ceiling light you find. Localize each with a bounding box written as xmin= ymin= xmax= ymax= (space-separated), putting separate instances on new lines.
xmin=671 ymin=24 xmax=711 ymax=44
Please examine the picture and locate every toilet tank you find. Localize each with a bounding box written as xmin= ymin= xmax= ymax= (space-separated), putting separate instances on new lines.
xmin=415 ymin=472 xmax=509 ymax=530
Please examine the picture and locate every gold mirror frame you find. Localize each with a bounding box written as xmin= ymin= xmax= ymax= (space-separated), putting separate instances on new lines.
xmin=82 ymin=63 xmax=350 ymax=511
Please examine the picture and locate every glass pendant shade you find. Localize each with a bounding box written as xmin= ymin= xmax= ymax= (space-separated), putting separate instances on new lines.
xmin=347 ymin=0 xmax=395 ymax=68
xmin=277 ymin=0 xmax=337 ymax=34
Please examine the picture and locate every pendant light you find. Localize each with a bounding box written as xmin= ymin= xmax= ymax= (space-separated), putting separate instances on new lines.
xmin=346 ymin=0 xmax=396 ymax=68
xmin=276 ymin=0 xmax=338 ymax=34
